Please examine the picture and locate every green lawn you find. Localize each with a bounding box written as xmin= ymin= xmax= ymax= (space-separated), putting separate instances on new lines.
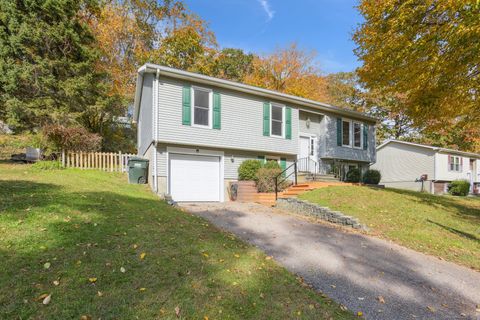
xmin=0 ymin=162 xmax=355 ymax=320
xmin=300 ymin=186 xmax=480 ymax=270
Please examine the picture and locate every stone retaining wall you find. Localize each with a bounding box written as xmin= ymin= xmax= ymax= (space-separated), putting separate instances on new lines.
xmin=276 ymin=198 xmax=368 ymax=231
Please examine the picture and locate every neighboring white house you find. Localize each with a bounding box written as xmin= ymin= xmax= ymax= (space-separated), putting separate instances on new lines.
xmin=371 ymin=140 xmax=480 ymax=194
xmin=133 ymin=64 xmax=377 ymax=202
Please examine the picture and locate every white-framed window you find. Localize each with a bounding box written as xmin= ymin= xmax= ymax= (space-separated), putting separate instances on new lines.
xmin=449 ymin=155 xmax=462 ymax=172
xmin=271 ymin=104 xmax=284 ymax=137
xmin=353 ymin=122 xmax=362 ymax=148
xmin=192 ymin=86 xmax=212 ymax=128
xmin=342 ymin=119 xmax=351 ymax=146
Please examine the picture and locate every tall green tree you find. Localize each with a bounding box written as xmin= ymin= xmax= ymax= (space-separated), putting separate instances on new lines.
xmin=325 ymin=72 xmax=365 ymax=111
xmin=208 ymin=48 xmax=255 ymax=82
xmin=325 ymin=72 xmax=416 ymax=144
xmin=354 ymin=0 xmax=480 ymax=151
xmin=0 ymin=0 xmax=106 ymax=132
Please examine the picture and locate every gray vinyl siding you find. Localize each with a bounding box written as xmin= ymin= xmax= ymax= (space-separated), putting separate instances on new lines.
xmin=137 ymin=74 xmax=153 ymax=156
xmin=156 ymin=145 xmax=168 ymax=176
xmin=156 ymin=76 xmax=298 ymax=155
xmin=154 ymin=143 xmax=295 ymax=180
xmin=223 ymin=150 xmax=295 ymax=179
xmin=318 ymin=113 xmax=376 ymax=163
xmin=382 ymin=181 xmax=433 ymax=193
xmin=371 ymin=142 xmax=435 ymax=186
xmin=299 ymin=111 xmax=322 ymax=135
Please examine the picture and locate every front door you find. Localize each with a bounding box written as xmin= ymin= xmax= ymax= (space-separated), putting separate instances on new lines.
xmin=299 ymin=136 xmax=310 ymax=159
xmin=298 ymin=136 xmax=317 ymax=172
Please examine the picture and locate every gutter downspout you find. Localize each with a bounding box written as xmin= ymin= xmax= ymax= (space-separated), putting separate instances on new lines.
xmin=153 ymin=68 xmax=160 ymax=193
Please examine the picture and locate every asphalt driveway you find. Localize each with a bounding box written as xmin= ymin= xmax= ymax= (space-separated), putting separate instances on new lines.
xmin=181 ymin=202 xmax=480 ymax=320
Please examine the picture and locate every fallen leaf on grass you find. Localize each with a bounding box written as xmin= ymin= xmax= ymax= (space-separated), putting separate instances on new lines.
xmin=53 ymin=280 xmax=60 ymax=286
xmin=139 ymin=288 xmax=146 ymax=292
xmin=37 ymin=293 xmax=49 ymax=301
xmin=97 ymin=291 xmax=103 ymax=297
xmin=80 ymin=316 xmax=92 ymax=320
xmin=427 ymin=306 xmax=435 ymax=313
xmin=88 ymin=277 xmax=97 ymax=283
xmin=43 ymin=262 xmax=51 ymax=269
xmin=175 ymin=306 xmax=180 ymax=317
xmin=42 ymin=294 xmax=51 ymax=305
xmin=377 ymin=296 xmax=385 ymax=304
xmin=120 ymin=267 xmax=126 ymax=273
xmin=357 ymin=311 xmax=363 ymax=317
xmin=234 ymin=254 xmax=240 ymax=258
xmin=140 ymin=252 xmax=146 ymax=260
xmin=132 ymin=244 xmax=138 ymax=249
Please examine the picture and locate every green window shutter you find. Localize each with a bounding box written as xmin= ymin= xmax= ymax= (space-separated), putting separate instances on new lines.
xmin=280 ymin=158 xmax=287 ymax=171
xmin=363 ymin=124 xmax=368 ymax=150
xmin=213 ymin=92 xmax=221 ymax=129
xmin=257 ymin=155 xmax=265 ymax=164
xmin=336 ymin=118 xmax=342 ymax=146
xmin=263 ymin=102 xmax=270 ymax=136
xmin=285 ymin=107 xmax=292 ymax=139
xmin=182 ymin=85 xmax=191 ymax=125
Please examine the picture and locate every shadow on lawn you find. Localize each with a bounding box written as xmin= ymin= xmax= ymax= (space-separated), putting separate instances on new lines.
xmin=0 ymin=180 xmax=63 ymax=214
xmin=427 ymin=219 xmax=480 ymax=243
xmin=0 ymin=179 xmax=333 ymax=319
xmin=369 ymin=186 xmax=480 ymax=221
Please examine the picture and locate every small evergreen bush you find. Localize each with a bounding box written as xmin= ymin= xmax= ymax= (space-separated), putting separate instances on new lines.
xmin=363 ymin=169 xmax=381 ymax=184
xmin=238 ymin=160 xmax=262 ymax=181
xmin=448 ymin=180 xmax=470 ymax=196
xmin=345 ymin=168 xmax=361 ymax=183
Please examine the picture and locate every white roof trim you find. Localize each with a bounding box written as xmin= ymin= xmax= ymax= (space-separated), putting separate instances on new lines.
xmin=377 ymin=139 xmax=480 ymax=158
xmin=133 ymin=64 xmax=378 ymax=123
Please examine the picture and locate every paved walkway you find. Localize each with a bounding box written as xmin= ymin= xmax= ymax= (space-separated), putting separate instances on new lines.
xmin=181 ymin=202 xmax=480 ymax=320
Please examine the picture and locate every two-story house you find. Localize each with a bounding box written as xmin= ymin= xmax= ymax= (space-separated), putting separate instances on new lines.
xmin=371 ymin=140 xmax=480 ymax=194
xmin=133 ymin=64 xmax=377 ymax=202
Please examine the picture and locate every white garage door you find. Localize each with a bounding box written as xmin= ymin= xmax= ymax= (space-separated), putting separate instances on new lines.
xmin=169 ymin=153 xmax=221 ymax=202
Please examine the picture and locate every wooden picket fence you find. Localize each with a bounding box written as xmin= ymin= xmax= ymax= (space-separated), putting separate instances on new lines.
xmin=61 ymin=151 xmax=136 ymax=172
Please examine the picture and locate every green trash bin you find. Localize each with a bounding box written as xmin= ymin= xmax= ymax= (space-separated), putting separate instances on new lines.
xmin=128 ymin=157 xmax=149 ymax=184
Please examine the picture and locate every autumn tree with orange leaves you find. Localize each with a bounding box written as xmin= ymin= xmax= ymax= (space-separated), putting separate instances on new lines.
xmin=354 ymin=0 xmax=480 ymax=152
xmin=244 ymin=43 xmax=330 ymax=103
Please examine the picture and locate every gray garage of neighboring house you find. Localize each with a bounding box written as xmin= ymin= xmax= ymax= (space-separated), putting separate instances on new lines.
xmin=134 ymin=64 xmax=377 ymax=202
